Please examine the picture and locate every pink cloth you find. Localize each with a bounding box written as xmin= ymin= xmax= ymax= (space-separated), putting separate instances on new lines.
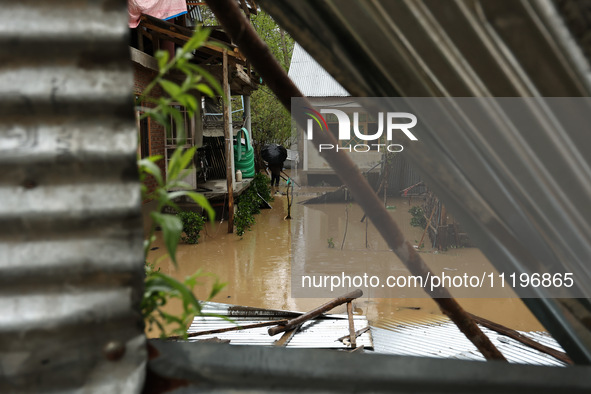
xmin=128 ymin=0 xmax=188 ymax=28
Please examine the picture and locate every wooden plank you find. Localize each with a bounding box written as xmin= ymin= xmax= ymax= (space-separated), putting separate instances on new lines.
xmin=223 ymin=49 xmax=234 ymax=233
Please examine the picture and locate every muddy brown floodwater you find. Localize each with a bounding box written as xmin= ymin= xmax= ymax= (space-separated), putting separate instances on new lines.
xmin=147 ymin=186 xmax=546 ymax=338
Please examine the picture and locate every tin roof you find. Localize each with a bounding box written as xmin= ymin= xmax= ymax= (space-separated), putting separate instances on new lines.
xmin=371 ymin=316 xmax=567 ymax=366
xmin=288 ymin=43 xmax=350 ymax=97
xmin=190 ymin=303 xmax=565 ymax=366
xmin=188 ymin=302 xmax=372 ymax=349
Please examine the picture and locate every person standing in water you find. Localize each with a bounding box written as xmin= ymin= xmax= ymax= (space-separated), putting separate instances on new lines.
xmin=268 ymin=161 xmax=283 ymax=190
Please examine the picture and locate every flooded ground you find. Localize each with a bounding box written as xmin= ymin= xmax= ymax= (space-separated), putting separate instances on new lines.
xmin=148 ymin=183 xmax=546 ymax=338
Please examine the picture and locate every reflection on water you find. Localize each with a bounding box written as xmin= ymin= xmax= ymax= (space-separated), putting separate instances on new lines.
xmin=149 ymin=188 xmax=545 ymax=338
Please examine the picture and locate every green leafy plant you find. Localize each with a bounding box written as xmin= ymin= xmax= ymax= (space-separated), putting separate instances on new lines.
xmin=137 ymin=27 xmax=227 ymax=338
xmin=234 ymin=173 xmax=272 ymax=236
xmin=327 ymin=238 xmax=335 ymax=248
xmin=409 ymin=206 xmax=427 ymax=228
xmin=177 ymin=211 xmax=206 ymax=244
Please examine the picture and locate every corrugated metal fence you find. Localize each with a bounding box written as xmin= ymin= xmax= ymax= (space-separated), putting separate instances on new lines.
xmin=0 ymin=1 xmax=146 ymax=392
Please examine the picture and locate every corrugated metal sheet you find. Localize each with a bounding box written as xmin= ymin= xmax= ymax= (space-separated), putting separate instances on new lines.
xmin=288 ymin=43 xmax=350 ymax=97
xmin=188 ymin=302 xmax=372 ymax=349
xmin=261 ymin=0 xmax=591 ymax=363
xmin=0 ymin=1 xmax=146 ymax=392
xmin=371 ymin=316 xmax=566 ymax=366
xmin=149 ymin=340 xmax=591 ymax=393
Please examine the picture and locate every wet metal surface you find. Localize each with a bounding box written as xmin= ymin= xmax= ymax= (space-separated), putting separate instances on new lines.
xmin=0 ymin=1 xmax=146 ymax=392
xmin=371 ymin=315 xmax=566 ymax=366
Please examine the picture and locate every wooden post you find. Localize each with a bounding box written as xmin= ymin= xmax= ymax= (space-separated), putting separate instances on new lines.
xmin=194 ymin=91 xmax=203 ymax=147
xmin=137 ymin=28 xmax=144 ymax=52
xmin=223 ymin=49 xmax=234 ymax=233
xmin=346 ymin=301 xmax=356 ymax=349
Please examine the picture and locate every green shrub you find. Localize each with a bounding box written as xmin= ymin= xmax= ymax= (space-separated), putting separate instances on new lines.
xmin=251 ymin=172 xmax=272 ymax=202
xmin=234 ymin=173 xmax=273 ymax=236
xmin=177 ymin=211 xmax=205 ymax=244
xmin=409 ymin=206 xmax=427 ymax=228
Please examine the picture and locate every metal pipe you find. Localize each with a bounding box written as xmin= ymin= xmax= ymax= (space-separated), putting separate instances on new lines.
xmin=206 ymin=0 xmax=506 ymax=361
xmin=170 ymin=319 xmax=289 ymax=340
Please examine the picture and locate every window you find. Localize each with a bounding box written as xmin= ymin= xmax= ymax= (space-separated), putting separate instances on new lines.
xmin=166 ymin=104 xmax=194 ymax=147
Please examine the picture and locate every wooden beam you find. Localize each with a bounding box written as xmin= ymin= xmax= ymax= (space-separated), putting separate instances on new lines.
xmin=140 ymin=15 xmax=246 ymax=62
xmin=223 ymin=49 xmax=234 ymax=234
xmin=469 ymin=313 xmax=573 ymax=365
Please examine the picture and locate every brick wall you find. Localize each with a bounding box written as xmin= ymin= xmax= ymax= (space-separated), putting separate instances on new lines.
xmin=133 ymin=63 xmax=166 ymax=202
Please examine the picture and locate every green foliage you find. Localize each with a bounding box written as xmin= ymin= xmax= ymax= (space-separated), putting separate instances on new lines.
xmin=327 ymin=238 xmax=335 ymax=248
xmin=249 ymin=12 xmax=295 ymax=171
xmin=409 ymin=206 xmax=427 ymax=228
xmin=252 ymin=172 xmax=273 ymax=202
xmin=142 ymin=264 xmax=226 ymax=338
xmin=178 ymin=211 xmax=206 ymax=244
xmin=138 ymin=28 xmax=223 ymax=137
xmin=234 ymin=173 xmax=272 ymax=236
xmin=138 ymin=27 xmax=226 ymax=338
